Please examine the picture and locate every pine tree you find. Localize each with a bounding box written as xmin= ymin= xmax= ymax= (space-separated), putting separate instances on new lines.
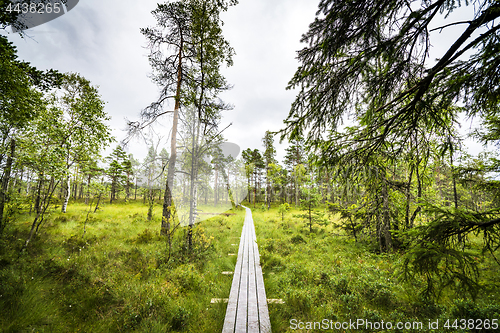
xmin=106 ymin=146 xmax=128 ymax=204
xmin=262 ymin=131 xmax=277 ymax=210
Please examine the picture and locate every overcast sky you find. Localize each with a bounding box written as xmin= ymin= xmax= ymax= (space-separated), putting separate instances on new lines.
xmin=2 ymin=0 xmax=490 ymax=164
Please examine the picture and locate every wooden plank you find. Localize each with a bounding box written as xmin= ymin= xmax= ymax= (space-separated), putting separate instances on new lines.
xmin=222 ymin=206 xmax=272 ymax=333
xmin=267 ymin=299 xmax=284 ymax=304
xmin=250 ymin=212 xmax=272 ymax=333
xmin=222 ymin=215 xmax=247 ymax=333
xmin=247 ymin=215 xmax=259 ymax=333
xmin=235 ymin=220 xmax=249 ymax=332
xmin=211 ymin=298 xmax=229 ymax=303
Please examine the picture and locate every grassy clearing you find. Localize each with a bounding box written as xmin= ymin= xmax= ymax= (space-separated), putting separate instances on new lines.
xmin=252 ymin=204 xmax=500 ymax=333
xmin=0 ymin=200 xmax=244 ymax=332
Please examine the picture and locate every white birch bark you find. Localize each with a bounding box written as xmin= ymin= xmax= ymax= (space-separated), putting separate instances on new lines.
xmin=61 ymin=176 xmax=70 ymax=213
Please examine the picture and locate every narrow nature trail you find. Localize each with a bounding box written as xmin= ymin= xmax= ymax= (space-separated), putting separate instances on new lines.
xmin=222 ymin=206 xmax=271 ymax=333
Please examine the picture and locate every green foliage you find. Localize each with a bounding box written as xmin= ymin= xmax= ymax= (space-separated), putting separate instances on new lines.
xmin=241 ymin=148 xmax=265 ymax=206
xmin=252 ymin=205 xmax=500 ymax=331
xmin=290 ymin=234 xmax=305 ymax=244
xmin=277 ymin=202 xmax=290 ymax=223
xmin=295 ymin=186 xmax=326 ymax=232
xmin=176 ymin=225 xmax=215 ymax=263
xmin=134 ymin=228 xmax=156 ymax=244
xmin=285 ymin=288 xmax=312 ymax=315
xmin=449 ymin=298 xmax=500 ymax=321
xmin=400 ymin=203 xmax=500 ymax=301
xmin=278 ymin=0 xmax=500 ymax=296
xmin=283 ymin=0 xmax=500 ymax=147
xmin=106 ymin=145 xmax=129 ymax=203
xmin=171 ymin=305 xmax=191 ymax=330
xmin=328 ymin=202 xmax=364 ymax=241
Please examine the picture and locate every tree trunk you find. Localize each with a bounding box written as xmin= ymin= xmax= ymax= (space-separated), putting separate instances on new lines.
xmin=23 ymin=178 xmax=59 ymax=251
xmin=72 ymin=167 xmax=78 ymax=199
xmin=15 ymin=167 xmax=23 ymax=194
xmin=266 ymin=168 xmax=271 ymax=210
xmin=451 ymin=155 xmax=458 ymax=209
xmin=78 ymin=182 xmax=83 ymax=200
xmin=61 ymin=176 xmax=70 ymax=213
xmin=404 ymin=165 xmax=414 ymax=230
xmin=0 ymin=138 xmax=15 ymax=234
xmin=188 ymin=118 xmax=201 ymax=251
xmin=134 ymin=178 xmax=137 ymax=200
xmin=126 ymin=174 xmax=130 ymax=201
xmin=214 ymin=166 xmax=218 ymax=207
xmin=36 ymin=177 xmax=55 ymax=233
xmin=220 ymin=167 xmax=236 ymax=211
xmin=450 ymin=151 xmax=462 ymax=247
xmin=110 ymin=182 xmax=113 ymax=204
xmin=381 ymin=180 xmax=392 ymax=252
xmin=187 ymin=183 xmax=197 ymax=251
xmin=294 ymin=170 xmax=299 ymax=207
xmin=161 ymin=36 xmax=183 ymax=236
xmin=247 ymin=175 xmax=251 ymax=204
xmin=326 ymin=171 xmax=331 ymax=204
xmin=309 ymin=202 xmax=312 ymax=233
xmin=253 ymin=170 xmax=257 ymax=208
xmin=85 ymin=174 xmax=91 ymax=205
xmin=26 ymin=172 xmax=31 ymax=195
xmin=59 ymin=179 xmax=63 ymax=200
xmin=94 ymin=192 xmax=102 ymax=213
xmin=148 ymin=189 xmax=154 ymax=221
xmin=409 ymin=163 xmax=422 ymax=228
xmin=34 ymin=177 xmax=43 ymax=216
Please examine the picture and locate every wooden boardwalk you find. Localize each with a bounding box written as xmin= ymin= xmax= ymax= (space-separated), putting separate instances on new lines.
xmin=222 ymin=207 xmax=271 ymax=333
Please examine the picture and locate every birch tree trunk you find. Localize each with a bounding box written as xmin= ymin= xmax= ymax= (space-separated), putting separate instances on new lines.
xmin=187 ymin=116 xmax=201 ymax=250
xmin=61 ymin=176 xmax=70 ymax=213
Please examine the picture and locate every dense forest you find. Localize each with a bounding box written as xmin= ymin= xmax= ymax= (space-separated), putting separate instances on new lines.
xmin=1 ymin=0 xmax=500 ymax=332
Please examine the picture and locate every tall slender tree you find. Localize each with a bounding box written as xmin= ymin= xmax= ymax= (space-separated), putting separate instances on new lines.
xmin=131 ymin=0 xmax=237 ymax=240
xmin=262 ymin=131 xmax=276 ymax=210
xmin=0 ymin=36 xmax=61 ymax=234
xmin=54 ymin=73 xmax=112 ymax=213
xmin=106 ymin=146 xmax=128 ymax=204
xmin=284 ymin=138 xmax=305 ymax=206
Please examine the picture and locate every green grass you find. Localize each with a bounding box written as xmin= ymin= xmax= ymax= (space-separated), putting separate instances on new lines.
xmin=1 ymin=199 xmax=499 ymax=332
xmin=0 ymin=199 xmax=244 ymax=332
xmin=251 ymin=203 xmax=500 ymax=333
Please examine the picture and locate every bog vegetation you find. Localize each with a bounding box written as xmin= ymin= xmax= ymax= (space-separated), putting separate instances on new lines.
xmin=1 ymin=0 xmax=500 ymax=332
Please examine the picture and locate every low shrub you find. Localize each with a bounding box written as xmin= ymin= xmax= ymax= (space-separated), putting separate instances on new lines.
xmin=170 ymin=305 xmax=191 ymax=331
xmin=135 ymin=228 xmax=156 ymax=244
xmin=290 ymin=234 xmax=306 ymax=244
